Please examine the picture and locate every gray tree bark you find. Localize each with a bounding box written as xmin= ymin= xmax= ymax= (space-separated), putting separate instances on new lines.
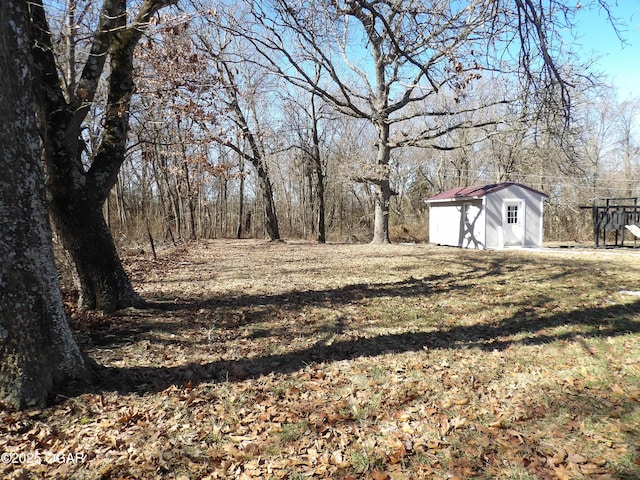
xmin=0 ymin=0 xmax=87 ymax=410
xmin=219 ymin=61 xmax=281 ymax=241
xmin=309 ymin=81 xmax=327 ymax=244
xmin=29 ymin=0 xmax=175 ymax=312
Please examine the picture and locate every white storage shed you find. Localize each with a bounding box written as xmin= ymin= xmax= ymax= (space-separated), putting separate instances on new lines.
xmin=426 ymin=182 xmax=548 ymax=249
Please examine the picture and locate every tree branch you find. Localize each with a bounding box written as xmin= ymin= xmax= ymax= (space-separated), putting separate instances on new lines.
xmin=86 ymin=0 xmax=178 ymax=201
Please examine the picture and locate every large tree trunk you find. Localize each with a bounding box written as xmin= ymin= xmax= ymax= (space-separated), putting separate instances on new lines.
xmin=257 ymin=167 xmax=281 ymax=241
xmin=371 ymin=117 xmax=392 ymax=244
xmin=0 ymin=0 xmax=87 ymax=409
xmin=237 ymin=156 xmax=246 ymax=239
xmin=29 ymin=0 xmax=174 ymax=311
xmin=309 ymin=83 xmax=326 ymax=243
xmin=316 ymin=168 xmax=327 ymax=243
xmin=49 ymin=196 xmax=140 ymax=312
xmin=372 ymin=179 xmax=392 ymax=244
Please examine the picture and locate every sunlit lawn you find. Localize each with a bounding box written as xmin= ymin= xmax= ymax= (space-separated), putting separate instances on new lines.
xmin=1 ymin=240 xmax=639 ymax=479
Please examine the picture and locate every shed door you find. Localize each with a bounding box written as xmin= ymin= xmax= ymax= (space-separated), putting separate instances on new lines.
xmin=502 ymin=200 xmax=524 ymax=246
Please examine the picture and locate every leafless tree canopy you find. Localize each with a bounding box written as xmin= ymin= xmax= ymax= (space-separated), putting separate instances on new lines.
xmin=22 ymin=0 xmax=640 ymax=254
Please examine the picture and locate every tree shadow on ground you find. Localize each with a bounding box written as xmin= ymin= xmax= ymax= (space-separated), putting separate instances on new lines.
xmin=72 ymin=272 xmax=460 ymax=348
xmin=77 ymin=249 xmax=590 ymax=349
xmin=63 ymin=249 xmax=640 ymax=479
xmin=77 ymin=295 xmax=639 ymax=478
xmin=68 ymin=248 xmax=638 ymax=386
xmin=83 ymin=298 xmax=639 ymax=395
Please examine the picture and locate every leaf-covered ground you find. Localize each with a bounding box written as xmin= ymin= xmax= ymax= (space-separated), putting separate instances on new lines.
xmin=2 ymin=240 xmax=640 ymax=479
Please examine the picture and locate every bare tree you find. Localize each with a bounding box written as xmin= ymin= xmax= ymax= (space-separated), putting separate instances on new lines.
xmin=28 ymin=0 xmax=177 ymax=311
xmin=192 ymin=26 xmax=283 ymax=241
xmin=281 ymin=66 xmax=331 ymax=242
xmin=223 ymin=0 xmax=587 ymax=243
xmin=1 ymin=0 xmax=86 ymax=409
xmin=130 ymin=18 xmax=227 ymax=242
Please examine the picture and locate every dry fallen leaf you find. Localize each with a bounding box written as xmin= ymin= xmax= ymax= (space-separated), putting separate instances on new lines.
xmin=446 ymin=471 xmax=464 ymax=480
xmin=4 ymin=241 xmax=637 ymax=480
xmin=567 ymin=452 xmax=587 ymax=464
xmin=553 ymin=464 xmax=571 ymax=480
xmin=551 ymin=447 xmax=567 ymax=466
xmin=370 ymin=471 xmax=390 ymax=480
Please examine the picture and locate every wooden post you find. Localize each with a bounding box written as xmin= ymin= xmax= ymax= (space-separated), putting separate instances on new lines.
xmin=593 ymin=205 xmax=599 ymax=248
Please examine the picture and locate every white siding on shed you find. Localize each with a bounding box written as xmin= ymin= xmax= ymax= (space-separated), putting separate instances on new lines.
xmin=429 ymin=199 xmax=486 ymax=248
xmin=484 ymin=184 xmax=544 ymax=248
xmin=427 ymin=182 xmax=547 ymax=249
xmin=429 ymin=203 xmax=465 ymax=247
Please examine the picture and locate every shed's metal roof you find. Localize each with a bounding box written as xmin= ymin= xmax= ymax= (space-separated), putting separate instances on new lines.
xmin=426 ymin=182 xmax=548 ymax=203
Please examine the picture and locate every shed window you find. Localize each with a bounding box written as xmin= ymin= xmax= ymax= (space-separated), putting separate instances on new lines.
xmin=506 ymin=205 xmax=518 ymax=224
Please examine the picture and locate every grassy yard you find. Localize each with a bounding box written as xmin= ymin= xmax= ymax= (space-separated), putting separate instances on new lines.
xmin=1 ymin=240 xmax=639 ymax=479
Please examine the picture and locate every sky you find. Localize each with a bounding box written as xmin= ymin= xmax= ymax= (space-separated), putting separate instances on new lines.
xmin=573 ymin=2 xmax=640 ymax=100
